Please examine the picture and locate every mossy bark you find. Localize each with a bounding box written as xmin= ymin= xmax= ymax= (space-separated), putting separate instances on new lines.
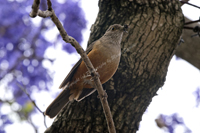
xmin=45 ymin=0 xmax=184 ymax=133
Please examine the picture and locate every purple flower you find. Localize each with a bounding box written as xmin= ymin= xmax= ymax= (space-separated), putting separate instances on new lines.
xmin=55 ymin=1 xmax=87 ymax=53
xmin=0 ymin=114 xmax=13 ymax=132
xmin=194 ymin=87 xmax=200 ymax=107
xmin=0 ymin=0 xmax=86 ymax=129
xmin=157 ymin=114 xmax=190 ymax=133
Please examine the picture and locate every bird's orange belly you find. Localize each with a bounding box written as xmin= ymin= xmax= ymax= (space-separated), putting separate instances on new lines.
xmin=71 ymin=48 xmax=120 ymax=89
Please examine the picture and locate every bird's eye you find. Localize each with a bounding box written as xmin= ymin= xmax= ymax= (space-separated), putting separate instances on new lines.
xmin=111 ymin=27 xmax=115 ymax=31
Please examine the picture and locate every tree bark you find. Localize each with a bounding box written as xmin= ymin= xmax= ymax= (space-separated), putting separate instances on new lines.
xmin=45 ymin=0 xmax=184 ymax=133
xmin=175 ymin=17 xmax=200 ymax=70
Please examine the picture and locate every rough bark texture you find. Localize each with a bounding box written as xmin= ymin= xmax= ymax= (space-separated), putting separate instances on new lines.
xmin=45 ymin=0 xmax=184 ymax=133
xmin=175 ymin=17 xmax=200 ymax=70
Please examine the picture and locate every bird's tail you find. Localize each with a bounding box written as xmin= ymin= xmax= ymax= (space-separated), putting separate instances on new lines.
xmin=45 ymin=88 xmax=71 ymax=118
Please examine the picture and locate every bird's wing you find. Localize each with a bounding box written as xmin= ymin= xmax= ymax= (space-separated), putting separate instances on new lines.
xmin=59 ymin=41 xmax=96 ymax=89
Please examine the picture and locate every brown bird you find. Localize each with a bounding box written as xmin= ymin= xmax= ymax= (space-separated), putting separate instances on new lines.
xmin=45 ymin=24 xmax=128 ymax=118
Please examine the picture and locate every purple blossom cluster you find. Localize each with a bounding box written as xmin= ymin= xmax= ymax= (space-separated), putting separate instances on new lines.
xmin=0 ymin=114 xmax=13 ymax=133
xmin=194 ymin=87 xmax=200 ymax=107
xmin=0 ymin=0 xmax=86 ymax=131
xmin=158 ymin=113 xmax=191 ymax=133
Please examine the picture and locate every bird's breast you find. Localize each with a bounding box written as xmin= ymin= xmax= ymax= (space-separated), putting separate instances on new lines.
xmin=70 ymin=42 xmax=121 ymax=89
xmin=86 ymin=44 xmax=121 ymax=85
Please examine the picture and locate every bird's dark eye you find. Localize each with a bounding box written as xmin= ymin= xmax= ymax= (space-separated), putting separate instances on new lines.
xmin=111 ymin=27 xmax=115 ymax=31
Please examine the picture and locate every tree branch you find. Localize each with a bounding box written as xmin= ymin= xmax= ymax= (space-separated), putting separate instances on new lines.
xmin=180 ymin=0 xmax=190 ymax=6
xmin=29 ymin=0 xmax=40 ymax=18
xmin=29 ymin=0 xmax=116 ymax=132
xmin=180 ymin=1 xmax=200 ymax=9
xmin=17 ymin=83 xmax=47 ymax=128
xmin=175 ymin=17 xmax=200 ymax=70
xmin=184 ymin=18 xmax=200 ymax=25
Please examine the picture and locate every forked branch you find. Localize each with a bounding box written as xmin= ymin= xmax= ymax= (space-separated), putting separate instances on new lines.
xmin=29 ymin=0 xmax=116 ymax=133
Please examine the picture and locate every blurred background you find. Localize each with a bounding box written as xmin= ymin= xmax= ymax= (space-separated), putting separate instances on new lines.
xmin=0 ymin=0 xmax=200 ymax=133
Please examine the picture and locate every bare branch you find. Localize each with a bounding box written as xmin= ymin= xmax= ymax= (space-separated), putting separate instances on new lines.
xmin=184 ymin=18 xmax=200 ymax=25
xmin=49 ymin=7 xmax=116 ymax=133
xmin=183 ymin=26 xmax=200 ymax=37
xmin=37 ymin=10 xmax=52 ymax=18
xmin=30 ymin=0 xmax=52 ymax=18
xmin=28 ymin=117 xmax=39 ymax=133
xmin=180 ymin=0 xmax=190 ymax=6
xmin=17 ymin=83 xmax=47 ymax=128
xmin=29 ymin=0 xmax=116 ymax=132
xmin=29 ymin=0 xmax=40 ymax=17
xmin=180 ymin=1 xmax=200 ymax=9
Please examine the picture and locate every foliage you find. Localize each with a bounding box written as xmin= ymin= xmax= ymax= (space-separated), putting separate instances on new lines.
xmin=0 ymin=0 xmax=86 ymax=131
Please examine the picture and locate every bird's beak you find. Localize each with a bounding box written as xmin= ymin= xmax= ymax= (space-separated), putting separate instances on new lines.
xmin=123 ymin=25 xmax=128 ymax=33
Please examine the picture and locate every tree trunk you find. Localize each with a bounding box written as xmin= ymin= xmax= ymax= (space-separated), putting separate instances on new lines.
xmin=175 ymin=17 xmax=200 ymax=70
xmin=45 ymin=0 xmax=184 ymax=133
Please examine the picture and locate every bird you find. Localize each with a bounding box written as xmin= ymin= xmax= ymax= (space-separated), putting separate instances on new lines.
xmin=45 ymin=24 xmax=128 ymax=118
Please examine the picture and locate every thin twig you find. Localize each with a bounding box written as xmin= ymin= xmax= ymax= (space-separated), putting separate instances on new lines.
xmin=184 ymin=18 xmax=200 ymax=25
xmin=17 ymin=83 xmax=47 ymax=128
xmin=47 ymin=1 xmax=116 ymax=132
xmin=28 ymin=117 xmax=38 ymax=133
xmin=29 ymin=0 xmax=116 ymax=132
xmin=180 ymin=1 xmax=200 ymax=9
xmin=29 ymin=0 xmax=40 ymax=17
xmin=183 ymin=26 xmax=194 ymax=30
xmin=180 ymin=0 xmax=190 ymax=6
xmin=183 ymin=26 xmax=200 ymax=37
xmin=29 ymin=0 xmax=52 ymax=18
